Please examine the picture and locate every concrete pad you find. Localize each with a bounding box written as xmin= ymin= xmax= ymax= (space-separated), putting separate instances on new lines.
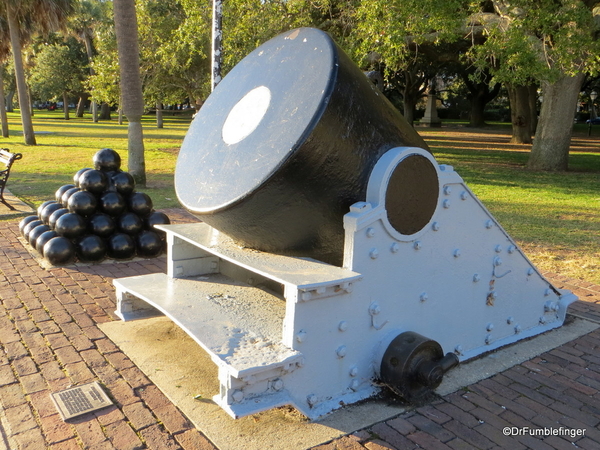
xmin=99 ymin=314 xmax=598 ymax=450
xmin=0 ymin=189 xmax=34 ymax=219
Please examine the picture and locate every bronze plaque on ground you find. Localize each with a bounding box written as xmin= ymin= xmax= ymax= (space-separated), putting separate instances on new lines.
xmin=50 ymin=381 xmax=113 ymax=420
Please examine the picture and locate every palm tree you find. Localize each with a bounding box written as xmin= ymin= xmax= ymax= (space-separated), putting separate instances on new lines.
xmin=113 ymin=0 xmax=146 ymax=186
xmin=0 ymin=16 xmax=12 ymax=138
xmin=68 ymin=0 xmax=106 ymax=120
xmin=2 ymin=0 xmax=75 ymax=145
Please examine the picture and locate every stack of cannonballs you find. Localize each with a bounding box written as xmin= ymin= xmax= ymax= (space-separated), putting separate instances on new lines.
xmin=19 ymin=148 xmax=170 ymax=266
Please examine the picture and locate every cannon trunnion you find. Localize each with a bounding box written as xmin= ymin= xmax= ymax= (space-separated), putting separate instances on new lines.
xmin=113 ymin=28 xmax=576 ymax=419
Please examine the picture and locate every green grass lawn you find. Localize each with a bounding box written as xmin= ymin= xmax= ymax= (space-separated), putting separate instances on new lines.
xmin=3 ymin=110 xmax=187 ymax=210
xmin=2 ymin=110 xmax=599 ymax=284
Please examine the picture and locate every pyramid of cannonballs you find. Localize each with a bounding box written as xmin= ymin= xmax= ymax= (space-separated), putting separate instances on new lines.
xmin=19 ymin=148 xmax=170 ymax=266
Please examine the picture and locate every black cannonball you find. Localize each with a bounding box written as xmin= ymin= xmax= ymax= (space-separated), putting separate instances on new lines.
xmin=29 ymin=224 xmax=50 ymax=249
xmin=55 ymin=184 xmax=76 ymax=204
xmin=48 ymin=208 xmax=69 ymax=230
xmin=117 ymin=212 xmax=143 ymax=235
xmin=37 ymin=200 xmax=55 ymax=217
xmin=145 ymin=211 xmax=170 ymax=229
xmin=73 ymin=168 xmax=92 ymax=187
xmin=55 ymin=213 xmax=87 ymax=239
xmin=36 ymin=230 xmax=58 ymax=257
xmin=61 ymin=187 xmax=80 ymax=207
xmin=67 ymin=190 xmax=98 ymax=217
xmin=128 ymin=192 xmax=153 ymax=217
xmin=75 ymin=235 xmax=107 ymax=262
xmin=106 ymin=233 xmax=135 ymax=260
xmin=43 ymin=237 xmax=75 ymax=265
xmin=19 ymin=215 xmax=39 ymax=234
xmin=103 ymin=170 xmax=119 ymax=192
xmin=78 ymin=169 xmax=108 ymax=195
xmin=23 ymin=220 xmax=43 ymax=241
xmin=135 ymin=230 xmax=164 ymax=257
xmin=112 ymin=171 xmax=135 ymax=196
xmin=99 ymin=191 xmax=126 ymax=216
xmin=145 ymin=211 xmax=170 ymax=240
xmin=93 ymin=148 xmax=121 ymax=172
xmin=40 ymin=202 xmax=63 ymax=225
xmin=88 ymin=213 xmax=115 ymax=238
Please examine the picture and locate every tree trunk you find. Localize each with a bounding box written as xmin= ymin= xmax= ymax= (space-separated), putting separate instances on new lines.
xmin=403 ymin=93 xmax=416 ymax=125
xmin=469 ymin=95 xmax=487 ymax=128
xmin=528 ymin=84 xmax=538 ymax=136
xmin=6 ymin=2 xmax=36 ymax=145
xmin=99 ymin=103 xmax=111 ymax=120
xmin=507 ymin=84 xmax=532 ymax=144
xmin=0 ymin=66 xmax=9 ymax=138
xmin=114 ymin=0 xmax=146 ymax=187
xmin=5 ymin=90 xmax=14 ymax=112
xmin=156 ymin=102 xmax=163 ymax=128
xmin=76 ymin=94 xmax=88 ymax=117
xmin=83 ymin=34 xmax=98 ymax=123
xmin=463 ymin=74 xmax=501 ymax=128
xmin=528 ymin=74 xmax=585 ymax=171
xmin=63 ymin=92 xmax=70 ymax=120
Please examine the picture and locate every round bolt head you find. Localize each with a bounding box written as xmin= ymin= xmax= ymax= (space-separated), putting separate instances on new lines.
xmin=336 ymin=345 xmax=347 ymax=358
xmin=369 ymin=248 xmax=379 ymax=259
xmin=296 ymin=330 xmax=307 ymax=343
xmin=232 ymin=390 xmax=244 ymax=402
xmin=432 ymin=222 xmax=440 ymax=231
xmin=460 ymin=191 xmax=468 ymax=200
xmin=390 ymin=242 xmax=400 ymax=253
xmin=366 ymin=227 xmax=375 ymax=238
xmin=338 ymin=321 xmax=348 ymax=332
xmin=349 ymin=366 xmax=358 ymax=377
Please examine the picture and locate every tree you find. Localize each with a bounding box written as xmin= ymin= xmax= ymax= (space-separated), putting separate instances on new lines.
xmin=0 ymin=15 xmax=12 ymax=137
xmin=113 ymin=0 xmax=146 ymax=186
xmin=469 ymin=1 xmax=600 ymax=170
xmin=2 ymin=0 xmax=75 ymax=145
xmin=68 ymin=0 xmax=109 ymax=119
xmin=29 ymin=40 xmax=87 ymax=120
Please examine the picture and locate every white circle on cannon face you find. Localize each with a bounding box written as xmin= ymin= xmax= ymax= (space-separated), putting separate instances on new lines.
xmin=222 ymin=85 xmax=271 ymax=145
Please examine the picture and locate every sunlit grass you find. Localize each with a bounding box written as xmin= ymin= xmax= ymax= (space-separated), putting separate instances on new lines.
xmin=2 ymin=111 xmax=599 ymax=283
xmin=2 ymin=110 xmax=186 ymax=209
xmin=429 ymin=144 xmax=600 ymax=284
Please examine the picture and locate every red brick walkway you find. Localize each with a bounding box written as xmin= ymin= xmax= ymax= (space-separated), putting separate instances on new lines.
xmin=1 ymin=210 xmax=599 ymax=450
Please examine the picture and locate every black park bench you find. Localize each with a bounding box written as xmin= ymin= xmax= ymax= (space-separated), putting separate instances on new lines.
xmin=0 ymin=149 xmax=23 ymax=210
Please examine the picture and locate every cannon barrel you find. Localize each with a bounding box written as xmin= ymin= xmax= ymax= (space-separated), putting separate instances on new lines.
xmin=175 ymin=28 xmax=430 ymax=265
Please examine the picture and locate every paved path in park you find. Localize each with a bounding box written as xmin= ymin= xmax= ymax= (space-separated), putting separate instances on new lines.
xmin=1 ymin=209 xmax=599 ymax=450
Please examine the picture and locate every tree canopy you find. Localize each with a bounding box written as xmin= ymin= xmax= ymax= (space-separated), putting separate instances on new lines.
xmin=3 ymin=0 xmax=600 ymax=170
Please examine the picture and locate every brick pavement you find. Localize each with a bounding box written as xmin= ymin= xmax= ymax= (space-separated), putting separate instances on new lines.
xmin=1 ymin=209 xmax=599 ymax=450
